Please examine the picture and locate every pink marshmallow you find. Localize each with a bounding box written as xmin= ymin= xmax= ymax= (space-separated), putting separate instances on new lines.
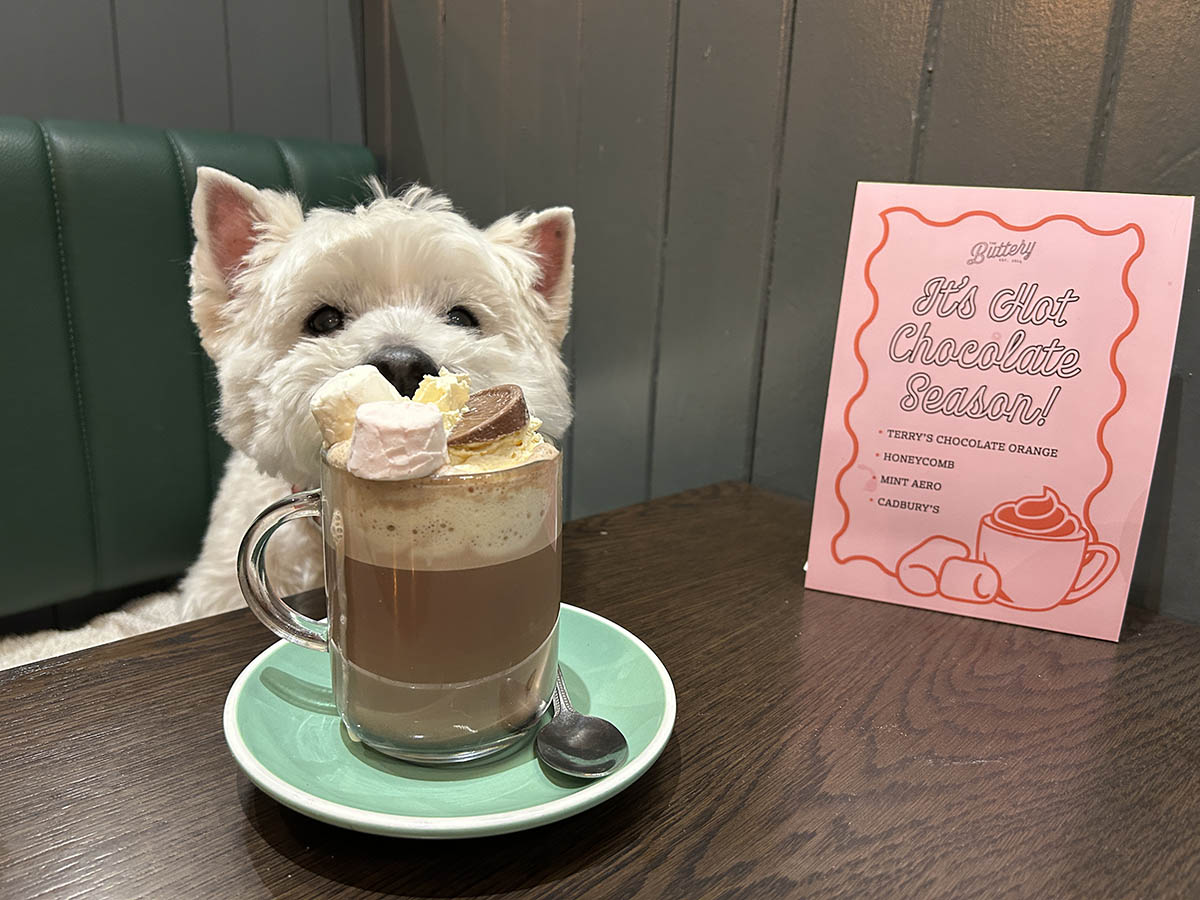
xmin=938 ymin=558 xmax=1001 ymax=604
xmin=347 ymin=400 xmax=448 ymax=480
xmin=896 ymin=536 xmax=971 ymax=596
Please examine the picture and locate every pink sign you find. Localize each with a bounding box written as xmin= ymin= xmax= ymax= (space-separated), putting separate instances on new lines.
xmin=806 ymin=183 xmax=1193 ymax=641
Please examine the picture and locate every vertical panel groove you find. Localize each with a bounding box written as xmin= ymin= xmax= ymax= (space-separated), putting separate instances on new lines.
xmin=745 ymin=0 xmax=799 ymax=482
xmin=325 ymin=0 xmax=334 ymax=141
xmin=572 ymin=0 xmax=584 ymax=195
xmin=221 ymin=0 xmax=235 ymax=129
xmin=381 ymin=0 xmax=393 ymax=176
xmin=327 ymin=0 xmax=366 ymax=143
xmin=36 ymin=122 xmax=101 ymax=589
xmin=500 ymin=0 xmax=510 ymax=212
xmin=752 ymin=0 xmax=933 ymax=500
xmin=907 ymin=0 xmax=945 ymax=182
xmin=643 ymin=0 xmax=682 ymax=501
xmin=438 ymin=0 xmax=447 ymax=181
xmin=108 ymin=0 xmax=125 ymax=121
xmin=356 ymin=0 xmax=368 ymax=146
xmin=111 ymin=0 xmax=231 ymax=131
xmin=164 ymin=128 xmax=217 ymax=503
xmin=564 ymin=0 xmax=586 ymax=519
xmin=1085 ymin=0 xmax=1135 ymax=190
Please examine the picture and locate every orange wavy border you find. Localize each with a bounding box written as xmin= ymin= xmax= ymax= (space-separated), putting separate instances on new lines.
xmin=830 ymin=206 xmax=1144 ymax=574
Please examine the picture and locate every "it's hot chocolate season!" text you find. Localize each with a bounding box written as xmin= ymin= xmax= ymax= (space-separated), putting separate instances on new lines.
xmin=886 ymin=275 xmax=1083 ymax=428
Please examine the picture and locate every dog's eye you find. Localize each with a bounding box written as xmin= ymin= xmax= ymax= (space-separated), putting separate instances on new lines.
xmin=445 ymin=306 xmax=479 ymax=329
xmin=304 ymin=305 xmax=346 ymax=336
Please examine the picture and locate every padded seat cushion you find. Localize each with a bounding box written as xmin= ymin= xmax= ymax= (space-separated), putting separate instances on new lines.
xmin=0 ymin=117 xmax=377 ymax=617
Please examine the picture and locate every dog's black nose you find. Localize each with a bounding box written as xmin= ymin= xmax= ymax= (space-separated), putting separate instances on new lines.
xmin=364 ymin=345 xmax=440 ymax=397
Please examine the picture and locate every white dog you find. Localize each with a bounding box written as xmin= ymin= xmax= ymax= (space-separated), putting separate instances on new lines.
xmin=180 ymin=169 xmax=575 ymax=616
xmin=0 ymin=172 xmax=573 ymax=667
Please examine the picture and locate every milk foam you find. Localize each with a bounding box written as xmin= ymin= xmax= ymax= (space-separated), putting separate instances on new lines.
xmin=323 ymin=447 xmax=560 ymax=570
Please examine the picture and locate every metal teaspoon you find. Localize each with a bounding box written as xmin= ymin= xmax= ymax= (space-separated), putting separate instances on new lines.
xmin=535 ymin=667 xmax=629 ymax=779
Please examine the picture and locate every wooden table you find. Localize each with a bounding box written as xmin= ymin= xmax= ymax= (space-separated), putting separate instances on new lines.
xmin=3 ymin=483 xmax=1199 ymax=899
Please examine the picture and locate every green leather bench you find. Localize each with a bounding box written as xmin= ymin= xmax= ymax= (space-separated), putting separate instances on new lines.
xmin=0 ymin=117 xmax=377 ymax=630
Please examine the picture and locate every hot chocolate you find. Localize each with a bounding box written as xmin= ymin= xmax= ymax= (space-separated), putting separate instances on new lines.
xmin=322 ymin=443 xmax=561 ymax=761
xmin=240 ymin=367 xmax=563 ymax=765
xmin=977 ymin=486 xmax=1117 ymax=610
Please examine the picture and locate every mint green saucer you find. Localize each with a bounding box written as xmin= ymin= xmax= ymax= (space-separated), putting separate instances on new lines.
xmin=223 ymin=604 xmax=676 ymax=838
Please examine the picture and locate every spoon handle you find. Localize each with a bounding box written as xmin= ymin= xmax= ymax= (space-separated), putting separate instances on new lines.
xmin=551 ymin=666 xmax=576 ymax=715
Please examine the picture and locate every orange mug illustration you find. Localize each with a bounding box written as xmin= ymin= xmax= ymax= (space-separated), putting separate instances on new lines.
xmin=976 ymin=486 xmax=1119 ymax=611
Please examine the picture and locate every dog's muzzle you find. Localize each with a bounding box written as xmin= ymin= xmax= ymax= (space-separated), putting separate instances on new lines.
xmin=363 ymin=345 xmax=439 ymax=397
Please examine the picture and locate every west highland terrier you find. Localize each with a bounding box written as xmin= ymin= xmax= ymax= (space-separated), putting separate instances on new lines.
xmin=0 ymin=171 xmax=573 ymax=666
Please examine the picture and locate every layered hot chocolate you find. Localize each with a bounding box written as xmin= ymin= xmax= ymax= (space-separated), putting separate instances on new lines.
xmin=310 ymin=366 xmax=561 ymax=762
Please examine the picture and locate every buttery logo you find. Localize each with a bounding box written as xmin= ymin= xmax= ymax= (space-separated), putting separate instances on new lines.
xmin=967 ymin=239 xmax=1036 ymax=265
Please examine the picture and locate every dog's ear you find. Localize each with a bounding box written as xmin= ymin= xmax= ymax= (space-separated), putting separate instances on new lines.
xmin=190 ymin=167 xmax=303 ymax=354
xmin=498 ymin=208 xmax=575 ymax=346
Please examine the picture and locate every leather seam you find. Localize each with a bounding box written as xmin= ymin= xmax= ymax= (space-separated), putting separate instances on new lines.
xmin=165 ymin=129 xmax=219 ymax=503
xmin=273 ymin=139 xmax=300 ymax=198
xmin=36 ymin=121 xmax=102 ymax=587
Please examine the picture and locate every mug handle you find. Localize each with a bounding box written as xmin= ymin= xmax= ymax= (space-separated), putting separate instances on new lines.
xmin=236 ymin=489 xmax=328 ymax=651
xmin=1061 ymin=541 xmax=1120 ymax=605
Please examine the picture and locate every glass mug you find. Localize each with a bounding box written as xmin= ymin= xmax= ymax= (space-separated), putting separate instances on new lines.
xmin=237 ymin=450 xmax=562 ymax=764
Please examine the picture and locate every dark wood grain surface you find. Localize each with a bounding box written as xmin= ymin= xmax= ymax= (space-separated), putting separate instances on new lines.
xmin=3 ymin=482 xmax=1198 ymax=899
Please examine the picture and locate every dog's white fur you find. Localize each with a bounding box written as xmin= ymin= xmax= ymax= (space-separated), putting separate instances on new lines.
xmin=0 ymin=173 xmax=573 ymax=668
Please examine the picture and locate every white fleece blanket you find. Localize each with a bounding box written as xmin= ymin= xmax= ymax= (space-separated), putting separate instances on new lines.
xmin=0 ymin=591 xmax=184 ymax=671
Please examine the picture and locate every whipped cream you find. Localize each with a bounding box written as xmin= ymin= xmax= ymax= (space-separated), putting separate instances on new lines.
xmin=312 ymin=367 xmax=557 ymax=482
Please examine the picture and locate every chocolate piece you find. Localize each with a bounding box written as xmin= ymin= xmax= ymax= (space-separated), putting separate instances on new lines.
xmin=447 ymin=384 xmax=529 ymax=445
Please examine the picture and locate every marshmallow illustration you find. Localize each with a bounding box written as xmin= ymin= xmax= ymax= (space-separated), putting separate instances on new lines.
xmin=347 ymin=400 xmax=448 ymax=480
xmin=311 ymin=365 xmax=402 ymax=445
xmin=896 ymin=536 xmax=972 ymax=596
xmin=897 ymin=535 xmax=1003 ymax=603
xmin=938 ymin=557 xmax=1001 ymax=604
